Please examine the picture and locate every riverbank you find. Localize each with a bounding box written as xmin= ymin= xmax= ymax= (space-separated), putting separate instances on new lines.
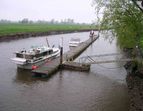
xmin=126 ymin=74 xmax=143 ymax=111
xmin=0 ymin=23 xmax=98 ymax=42
xmin=0 ymin=29 xmax=97 ymax=42
xmin=124 ymin=48 xmax=143 ymax=111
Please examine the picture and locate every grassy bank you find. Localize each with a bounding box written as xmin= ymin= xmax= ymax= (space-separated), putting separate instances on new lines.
xmin=0 ymin=23 xmax=96 ymax=36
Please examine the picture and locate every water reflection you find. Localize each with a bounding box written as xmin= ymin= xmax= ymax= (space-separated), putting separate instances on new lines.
xmin=14 ymin=68 xmax=51 ymax=84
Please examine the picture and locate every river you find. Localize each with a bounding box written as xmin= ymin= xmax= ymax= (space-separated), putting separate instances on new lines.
xmin=0 ymin=32 xmax=129 ymax=111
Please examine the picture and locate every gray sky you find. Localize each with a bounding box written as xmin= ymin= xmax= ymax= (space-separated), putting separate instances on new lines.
xmin=0 ymin=0 xmax=95 ymax=23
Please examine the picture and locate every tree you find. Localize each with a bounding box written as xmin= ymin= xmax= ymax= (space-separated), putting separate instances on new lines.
xmin=0 ymin=19 xmax=11 ymax=23
xmin=93 ymin=0 xmax=143 ymax=48
xmin=20 ymin=18 xmax=29 ymax=24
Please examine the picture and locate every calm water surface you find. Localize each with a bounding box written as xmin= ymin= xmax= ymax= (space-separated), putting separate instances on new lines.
xmin=0 ymin=32 xmax=129 ymax=111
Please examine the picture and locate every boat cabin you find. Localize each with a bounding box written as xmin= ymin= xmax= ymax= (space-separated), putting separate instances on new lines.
xmin=16 ymin=48 xmax=54 ymax=60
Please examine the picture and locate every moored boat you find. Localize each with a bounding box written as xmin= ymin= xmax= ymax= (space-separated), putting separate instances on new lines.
xmin=11 ymin=45 xmax=60 ymax=69
xmin=69 ymin=38 xmax=81 ymax=47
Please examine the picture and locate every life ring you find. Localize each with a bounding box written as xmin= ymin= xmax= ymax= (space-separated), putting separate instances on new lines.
xmin=32 ymin=65 xmax=38 ymax=70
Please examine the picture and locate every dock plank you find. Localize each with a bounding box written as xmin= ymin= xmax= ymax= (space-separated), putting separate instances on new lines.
xmin=62 ymin=61 xmax=90 ymax=71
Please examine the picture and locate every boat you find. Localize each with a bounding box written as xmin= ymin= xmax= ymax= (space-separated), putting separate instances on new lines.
xmin=11 ymin=45 xmax=60 ymax=69
xmin=69 ymin=38 xmax=81 ymax=47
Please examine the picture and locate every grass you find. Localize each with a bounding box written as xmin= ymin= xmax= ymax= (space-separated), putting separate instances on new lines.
xmin=0 ymin=23 xmax=96 ymax=36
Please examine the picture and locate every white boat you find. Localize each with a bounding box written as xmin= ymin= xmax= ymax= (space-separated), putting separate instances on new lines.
xmin=69 ymin=38 xmax=81 ymax=47
xmin=11 ymin=45 xmax=60 ymax=69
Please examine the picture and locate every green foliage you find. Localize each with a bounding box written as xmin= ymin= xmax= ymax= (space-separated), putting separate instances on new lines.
xmin=93 ymin=0 xmax=143 ymax=48
xmin=0 ymin=23 xmax=95 ymax=36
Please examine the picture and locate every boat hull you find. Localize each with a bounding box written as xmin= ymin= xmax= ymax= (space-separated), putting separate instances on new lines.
xmin=69 ymin=38 xmax=81 ymax=47
xmin=17 ymin=54 xmax=59 ymax=70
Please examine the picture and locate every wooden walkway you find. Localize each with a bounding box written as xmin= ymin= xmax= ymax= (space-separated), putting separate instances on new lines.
xmin=78 ymin=53 xmax=134 ymax=64
xmin=62 ymin=61 xmax=90 ymax=71
xmin=32 ymin=35 xmax=99 ymax=76
xmin=86 ymin=58 xmax=134 ymax=64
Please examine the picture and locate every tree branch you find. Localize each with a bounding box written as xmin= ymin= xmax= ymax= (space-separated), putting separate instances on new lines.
xmin=131 ymin=0 xmax=143 ymax=13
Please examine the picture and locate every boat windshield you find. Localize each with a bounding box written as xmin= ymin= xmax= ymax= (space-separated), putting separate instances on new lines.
xmin=70 ymin=38 xmax=80 ymax=42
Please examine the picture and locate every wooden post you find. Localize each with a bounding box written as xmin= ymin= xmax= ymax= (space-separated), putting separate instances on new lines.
xmin=60 ymin=47 xmax=63 ymax=65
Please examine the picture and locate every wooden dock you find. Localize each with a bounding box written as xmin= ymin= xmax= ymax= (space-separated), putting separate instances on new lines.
xmin=32 ymin=35 xmax=99 ymax=77
xmin=62 ymin=61 xmax=90 ymax=71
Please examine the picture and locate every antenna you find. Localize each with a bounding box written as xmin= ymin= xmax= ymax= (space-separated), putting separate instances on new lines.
xmin=46 ymin=38 xmax=50 ymax=47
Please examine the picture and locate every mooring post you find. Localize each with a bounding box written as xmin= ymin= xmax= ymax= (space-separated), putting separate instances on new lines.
xmin=59 ymin=37 xmax=63 ymax=68
xmin=60 ymin=46 xmax=63 ymax=65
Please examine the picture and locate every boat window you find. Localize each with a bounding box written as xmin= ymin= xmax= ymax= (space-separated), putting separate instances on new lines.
xmin=35 ymin=53 xmax=42 ymax=58
xmin=49 ymin=50 xmax=53 ymax=54
xmin=25 ymin=55 xmax=33 ymax=59
xmin=34 ymin=51 xmax=48 ymax=58
xmin=16 ymin=53 xmax=23 ymax=58
xmin=43 ymin=51 xmax=48 ymax=56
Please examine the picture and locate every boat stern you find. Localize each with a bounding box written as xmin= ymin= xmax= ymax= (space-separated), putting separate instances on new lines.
xmin=11 ymin=57 xmax=27 ymax=65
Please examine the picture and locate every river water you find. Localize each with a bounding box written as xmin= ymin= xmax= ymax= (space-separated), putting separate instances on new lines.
xmin=0 ymin=32 xmax=129 ymax=111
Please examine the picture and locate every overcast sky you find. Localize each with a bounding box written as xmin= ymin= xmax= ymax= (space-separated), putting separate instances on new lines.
xmin=0 ymin=0 xmax=96 ymax=23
